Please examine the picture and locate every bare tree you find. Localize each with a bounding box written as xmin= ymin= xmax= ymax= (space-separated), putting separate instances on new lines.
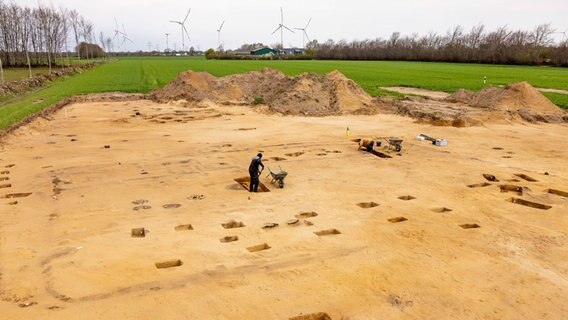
xmin=68 ymin=9 xmax=81 ymax=59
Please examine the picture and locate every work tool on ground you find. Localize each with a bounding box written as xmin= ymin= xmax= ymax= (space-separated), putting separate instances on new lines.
xmin=383 ymin=137 xmax=403 ymax=152
xmin=266 ymin=166 xmax=288 ymax=188
xmin=418 ymin=133 xmax=447 ymax=146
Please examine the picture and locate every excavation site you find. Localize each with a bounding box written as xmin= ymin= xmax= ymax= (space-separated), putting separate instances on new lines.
xmin=1 ymin=69 xmax=567 ymax=319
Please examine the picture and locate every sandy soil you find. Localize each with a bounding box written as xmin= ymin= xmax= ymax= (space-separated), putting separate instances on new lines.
xmin=535 ymin=88 xmax=568 ymax=95
xmin=382 ymin=86 xmax=568 ymax=98
xmin=1 ymin=99 xmax=567 ymax=319
xmin=380 ymin=87 xmax=451 ymax=100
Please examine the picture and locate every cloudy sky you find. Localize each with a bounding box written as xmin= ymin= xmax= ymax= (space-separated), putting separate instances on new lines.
xmin=16 ymin=0 xmax=568 ymax=51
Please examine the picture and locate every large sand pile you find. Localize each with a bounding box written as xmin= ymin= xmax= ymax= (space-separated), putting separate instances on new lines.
xmin=445 ymin=82 xmax=567 ymax=123
xmin=150 ymin=68 xmax=374 ymax=116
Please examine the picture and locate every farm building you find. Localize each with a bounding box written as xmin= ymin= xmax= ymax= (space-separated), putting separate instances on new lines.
xmin=251 ymin=47 xmax=277 ymax=56
xmin=279 ymin=48 xmax=305 ymax=55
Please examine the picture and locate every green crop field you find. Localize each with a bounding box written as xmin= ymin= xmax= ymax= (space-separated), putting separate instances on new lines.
xmin=1 ymin=56 xmax=567 ymax=130
xmin=1 ymin=67 xmax=53 ymax=83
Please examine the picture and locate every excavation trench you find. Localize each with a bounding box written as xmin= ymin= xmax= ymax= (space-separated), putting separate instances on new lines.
xmin=508 ymin=197 xmax=551 ymax=210
xmin=370 ymin=150 xmax=392 ymax=159
xmin=467 ymin=182 xmax=491 ymax=188
xmin=295 ymin=211 xmax=318 ymax=218
xmin=460 ymin=224 xmax=481 ymax=229
xmin=357 ymin=202 xmax=379 ymax=208
xmin=220 ymin=236 xmax=239 ymax=243
xmin=514 ymin=173 xmax=538 ymax=182
xmin=247 ymin=243 xmax=271 ymax=252
xmin=314 ymin=229 xmax=341 ymax=236
xmin=131 ymin=228 xmax=146 ymax=238
xmin=500 ymin=185 xmax=525 ymax=195
xmin=222 ymin=220 xmax=245 ymax=229
xmin=175 ymin=224 xmax=193 ymax=231
xmin=234 ymin=177 xmax=270 ymax=192
xmin=546 ymin=188 xmax=568 ymax=197
xmin=0 ymin=192 xmax=32 ymax=199
xmin=155 ymin=259 xmax=183 ymax=269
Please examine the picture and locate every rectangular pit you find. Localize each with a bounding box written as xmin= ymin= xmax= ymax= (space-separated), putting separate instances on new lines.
xmin=220 ymin=236 xmax=239 ymax=243
xmin=0 ymin=192 xmax=32 ymax=199
xmin=388 ymin=217 xmax=408 ymax=223
xmin=131 ymin=228 xmax=146 ymax=237
xmin=467 ymin=182 xmax=491 ymax=188
xmin=247 ymin=243 xmax=271 ymax=252
xmin=314 ymin=229 xmax=341 ymax=236
xmin=500 ymin=185 xmax=524 ymax=195
xmin=155 ymin=259 xmax=183 ymax=269
xmin=483 ymin=174 xmax=499 ymax=182
xmin=222 ymin=220 xmax=245 ymax=229
xmin=289 ymin=312 xmax=332 ymax=320
xmin=507 ymin=197 xmax=551 ymax=210
xmin=174 ymin=224 xmax=193 ymax=231
xmin=370 ymin=150 xmax=392 ymax=159
xmin=514 ymin=173 xmax=538 ymax=182
xmin=460 ymin=224 xmax=480 ymax=229
xmin=357 ymin=202 xmax=379 ymax=208
xmin=546 ymin=188 xmax=568 ymax=198
xmin=233 ymin=177 xmax=270 ymax=192
xmin=295 ymin=211 xmax=318 ymax=218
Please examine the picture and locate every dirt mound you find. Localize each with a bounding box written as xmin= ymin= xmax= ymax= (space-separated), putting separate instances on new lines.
xmin=442 ymin=82 xmax=567 ymax=123
xmin=445 ymin=89 xmax=474 ymax=104
xmin=471 ymin=82 xmax=563 ymax=113
xmin=150 ymin=68 xmax=375 ymax=116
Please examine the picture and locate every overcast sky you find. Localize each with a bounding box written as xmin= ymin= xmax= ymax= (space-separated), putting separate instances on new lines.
xmin=16 ymin=0 xmax=568 ymax=51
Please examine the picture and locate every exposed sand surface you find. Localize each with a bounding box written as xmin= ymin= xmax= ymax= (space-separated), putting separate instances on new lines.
xmin=379 ymin=87 xmax=451 ymax=100
xmin=1 ymin=99 xmax=567 ymax=319
xmin=382 ymin=86 xmax=568 ymax=99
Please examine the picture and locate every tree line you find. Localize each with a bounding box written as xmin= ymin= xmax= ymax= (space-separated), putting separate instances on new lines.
xmin=310 ymin=24 xmax=568 ymax=66
xmin=0 ymin=1 xmax=104 ymax=73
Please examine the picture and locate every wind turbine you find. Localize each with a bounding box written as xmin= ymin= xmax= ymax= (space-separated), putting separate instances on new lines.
xmin=170 ymin=8 xmax=191 ymax=52
xmin=112 ymin=18 xmax=124 ymax=51
xmin=112 ymin=18 xmax=132 ymax=51
xmin=217 ymin=20 xmax=225 ymax=49
xmin=120 ymin=22 xmax=133 ymax=48
xmin=165 ymin=33 xmax=170 ymax=50
xmin=294 ymin=17 xmax=312 ymax=49
xmin=556 ymin=28 xmax=567 ymax=42
xmin=271 ymin=7 xmax=294 ymax=53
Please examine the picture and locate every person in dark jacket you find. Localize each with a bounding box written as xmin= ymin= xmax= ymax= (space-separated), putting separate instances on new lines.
xmin=248 ymin=153 xmax=265 ymax=192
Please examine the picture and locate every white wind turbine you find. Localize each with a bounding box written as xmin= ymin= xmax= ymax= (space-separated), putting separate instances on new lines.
xmin=120 ymin=23 xmax=133 ymax=48
xmin=112 ymin=18 xmax=132 ymax=52
xmin=165 ymin=33 xmax=170 ymax=50
xmin=217 ymin=20 xmax=225 ymax=49
xmin=271 ymin=7 xmax=294 ymax=52
xmin=294 ymin=17 xmax=312 ymax=49
xmin=170 ymin=8 xmax=191 ymax=52
xmin=557 ymin=28 xmax=568 ymax=42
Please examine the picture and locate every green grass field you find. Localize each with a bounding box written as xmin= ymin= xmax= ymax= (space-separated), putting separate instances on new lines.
xmin=1 ymin=67 xmax=54 ymax=83
xmin=1 ymin=56 xmax=567 ymax=129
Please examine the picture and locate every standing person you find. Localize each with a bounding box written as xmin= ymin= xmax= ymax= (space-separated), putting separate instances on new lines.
xmin=248 ymin=153 xmax=265 ymax=192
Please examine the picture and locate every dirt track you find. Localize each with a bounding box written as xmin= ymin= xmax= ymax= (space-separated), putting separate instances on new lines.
xmin=1 ymin=99 xmax=567 ymax=319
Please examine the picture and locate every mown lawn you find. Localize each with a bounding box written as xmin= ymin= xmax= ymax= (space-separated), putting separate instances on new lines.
xmin=1 ymin=57 xmax=567 ymax=129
